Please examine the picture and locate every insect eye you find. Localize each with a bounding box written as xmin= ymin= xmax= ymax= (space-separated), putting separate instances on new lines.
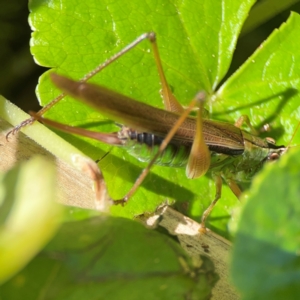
xmin=268 ymin=153 xmax=280 ymax=161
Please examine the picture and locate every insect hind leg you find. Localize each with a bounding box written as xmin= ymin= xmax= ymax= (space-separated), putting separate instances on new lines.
xmin=6 ymin=32 xmax=176 ymax=138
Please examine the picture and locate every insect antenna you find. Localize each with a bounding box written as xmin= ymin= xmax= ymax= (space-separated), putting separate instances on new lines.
xmin=287 ymin=121 xmax=300 ymax=149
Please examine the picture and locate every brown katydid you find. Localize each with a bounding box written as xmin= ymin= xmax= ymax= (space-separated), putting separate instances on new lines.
xmin=7 ymin=32 xmax=288 ymax=228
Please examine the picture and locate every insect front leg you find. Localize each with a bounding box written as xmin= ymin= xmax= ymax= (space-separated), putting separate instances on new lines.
xmin=201 ymin=175 xmax=223 ymax=229
xmin=200 ymin=173 xmax=242 ymax=228
xmin=225 ymin=178 xmax=242 ymax=199
xmin=201 ymin=174 xmax=242 ymax=232
xmin=235 ymin=115 xmax=259 ymax=135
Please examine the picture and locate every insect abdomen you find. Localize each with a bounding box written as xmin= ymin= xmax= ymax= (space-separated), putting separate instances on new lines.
xmin=119 ymin=127 xmax=190 ymax=167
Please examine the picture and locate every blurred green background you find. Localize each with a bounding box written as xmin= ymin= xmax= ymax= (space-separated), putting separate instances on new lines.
xmin=1 ymin=1 xmax=300 ymax=112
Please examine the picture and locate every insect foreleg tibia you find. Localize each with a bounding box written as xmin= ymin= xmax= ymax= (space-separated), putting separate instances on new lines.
xmin=226 ymin=179 xmax=242 ymax=199
xmin=201 ymin=175 xmax=222 ymax=229
xmin=235 ymin=115 xmax=259 ymax=135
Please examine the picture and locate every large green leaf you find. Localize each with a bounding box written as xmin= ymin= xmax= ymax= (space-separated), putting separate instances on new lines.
xmin=28 ymin=0 xmax=300 ymax=234
xmin=0 ymin=217 xmax=217 ymax=299
xmin=0 ymin=157 xmax=62 ymax=284
xmin=230 ymin=146 xmax=300 ymax=299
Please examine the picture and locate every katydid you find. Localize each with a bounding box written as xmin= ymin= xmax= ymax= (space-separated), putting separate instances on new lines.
xmin=7 ymin=33 xmax=289 ymax=228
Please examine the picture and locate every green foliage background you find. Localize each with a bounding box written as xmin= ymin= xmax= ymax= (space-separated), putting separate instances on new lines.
xmin=1 ymin=0 xmax=300 ymax=298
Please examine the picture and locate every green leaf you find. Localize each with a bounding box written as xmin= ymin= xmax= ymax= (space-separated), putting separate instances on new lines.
xmin=0 ymin=157 xmax=62 ymax=284
xmin=230 ymin=146 xmax=300 ymax=299
xmin=218 ymin=12 xmax=300 ymax=148
xmin=241 ymin=0 xmax=300 ymax=36
xmin=0 ymin=217 xmax=218 ymax=299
